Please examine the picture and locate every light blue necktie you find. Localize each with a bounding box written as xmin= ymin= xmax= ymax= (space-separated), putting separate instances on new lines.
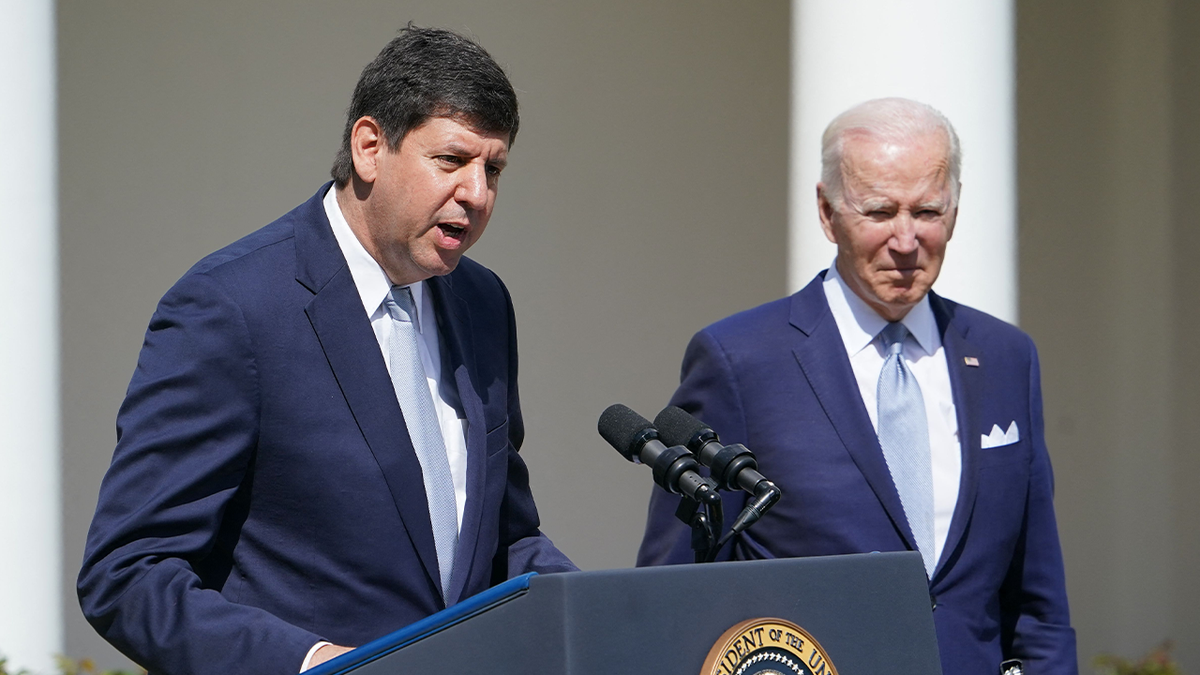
xmin=384 ymin=286 xmax=457 ymax=598
xmin=876 ymin=322 xmax=936 ymax=577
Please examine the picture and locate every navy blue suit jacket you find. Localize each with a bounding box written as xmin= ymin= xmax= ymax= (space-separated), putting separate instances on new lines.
xmin=638 ymin=273 xmax=1076 ymax=675
xmin=78 ymin=185 xmax=576 ymax=675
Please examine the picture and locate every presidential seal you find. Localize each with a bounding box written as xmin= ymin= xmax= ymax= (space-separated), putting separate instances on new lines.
xmin=700 ymin=618 xmax=838 ymax=675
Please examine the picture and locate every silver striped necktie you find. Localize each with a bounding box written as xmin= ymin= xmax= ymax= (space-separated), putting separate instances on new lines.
xmin=876 ymin=321 xmax=935 ymax=577
xmin=384 ymin=286 xmax=458 ymax=598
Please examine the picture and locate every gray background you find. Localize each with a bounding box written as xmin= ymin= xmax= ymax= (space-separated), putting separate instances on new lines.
xmin=55 ymin=0 xmax=1198 ymax=670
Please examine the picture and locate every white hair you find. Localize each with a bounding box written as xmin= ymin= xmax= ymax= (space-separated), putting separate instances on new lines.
xmin=820 ymin=97 xmax=962 ymax=206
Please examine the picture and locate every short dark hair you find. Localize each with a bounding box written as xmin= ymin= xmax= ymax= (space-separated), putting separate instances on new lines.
xmin=330 ymin=24 xmax=519 ymax=187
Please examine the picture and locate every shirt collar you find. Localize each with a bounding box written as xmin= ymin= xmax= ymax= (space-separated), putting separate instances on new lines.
xmin=822 ymin=261 xmax=939 ymax=356
xmin=323 ymin=186 xmax=427 ymax=331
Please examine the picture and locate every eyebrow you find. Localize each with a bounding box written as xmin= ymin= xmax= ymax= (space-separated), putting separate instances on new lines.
xmin=441 ymin=140 xmax=506 ymax=163
xmin=857 ymin=199 xmax=895 ymax=212
xmin=441 ymin=142 xmax=508 ymax=169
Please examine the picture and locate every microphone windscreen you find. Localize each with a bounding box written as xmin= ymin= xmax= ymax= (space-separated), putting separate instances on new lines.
xmin=654 ymin=406 xmax=711 ymax=448
xmin=598 ymin=404 xmax=655 ymax=461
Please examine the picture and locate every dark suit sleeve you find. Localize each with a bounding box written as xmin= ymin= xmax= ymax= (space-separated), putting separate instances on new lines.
xmin=77 ymin=272 xmax=320 ymax=675
xmin=1000 ymin=340 xmax=1078 ymax=674
xmin=492 ymin=276 xmax=578 ymax=578
xmin=637 ymin=328 xmax=750 ymax=566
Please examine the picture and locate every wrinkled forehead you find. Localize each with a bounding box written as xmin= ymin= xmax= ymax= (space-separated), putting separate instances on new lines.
xmin=840 ymin=128 xmax=951 ymax=167
xmin=840 ymin=132 xmax=954 ymax=197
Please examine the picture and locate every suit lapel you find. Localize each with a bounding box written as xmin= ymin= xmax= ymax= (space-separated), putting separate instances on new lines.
xmin=426 ymin=274 xmax=486 ymax=607
xmin=293 ymin=187 xmax=444 ymax=602
xmin=788 ymin=276 xmax=919 ymax=552
xmin=930 ymin=293 xmax=983 ymax=580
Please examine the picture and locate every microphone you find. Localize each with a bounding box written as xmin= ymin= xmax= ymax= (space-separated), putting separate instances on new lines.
xmin=598 ymin=404 xmax=720 ymax=506
xmin=655 ymin=406 xmax=771 ymax=493
xmin=654 ymin=406 xmax=781 ymax=533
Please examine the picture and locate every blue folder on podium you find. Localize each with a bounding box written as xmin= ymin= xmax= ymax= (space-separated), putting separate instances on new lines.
xmin=306 ymin=551 xmax=942 ymax=675
xmin=305 ymin=573 xmax=537 ymax=675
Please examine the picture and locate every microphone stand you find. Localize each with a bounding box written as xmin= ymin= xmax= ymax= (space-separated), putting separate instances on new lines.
xmin=674 ymin=494 xmax=722 ymax=563
xmin=677 ymin=479 xmax=779 ymax=563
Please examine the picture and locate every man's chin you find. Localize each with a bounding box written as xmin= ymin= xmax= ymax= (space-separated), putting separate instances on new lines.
xmin=886 ymin=289 xmax=930 ymax=311
xmin=863 ymin=284 xmax=930 ymax=321
xmin=426 ymin=252 xmax=465 ymax=277
xmin=388 ymin=254 xmax=462 ymax=285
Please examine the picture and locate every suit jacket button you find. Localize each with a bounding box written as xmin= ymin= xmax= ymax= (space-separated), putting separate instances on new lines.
xmin=930 ymin=592 xmax=938 ymax=610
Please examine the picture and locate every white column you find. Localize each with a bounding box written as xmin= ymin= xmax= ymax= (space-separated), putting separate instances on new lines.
xmin=0 ymin=0 xmax=62 ymax=671
xmin=790 ymin=0 xmax=1016 ymax=323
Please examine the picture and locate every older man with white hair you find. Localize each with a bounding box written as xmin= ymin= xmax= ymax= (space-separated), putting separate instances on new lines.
xmin=639 ymin=98 xmax=1076 ymax=674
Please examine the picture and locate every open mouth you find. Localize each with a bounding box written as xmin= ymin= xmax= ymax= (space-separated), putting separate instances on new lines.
xmin=438 ymin=223 xmax=467 ymax=240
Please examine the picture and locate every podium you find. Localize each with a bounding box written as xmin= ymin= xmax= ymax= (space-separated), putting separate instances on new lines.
xmin=307 ymin=551 xmax=941 ymax=675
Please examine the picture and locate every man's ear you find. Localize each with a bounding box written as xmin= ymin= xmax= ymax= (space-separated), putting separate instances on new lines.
xmin=816 ymin=183 xmax=838 ymax=245
xmin=349 ymin=116 xmax=386 ymax=184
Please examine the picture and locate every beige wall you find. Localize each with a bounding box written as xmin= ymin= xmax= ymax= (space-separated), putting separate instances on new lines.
xmin=56 ymin=1 xmax=789 ymax=667
xmin=1018 ymin=0 xmax=1199 ymax=668
xmin=55 ymin=0 xmax=1200 ymax=671
xmin=1168 ymin=0 xmax=1200 ymax=664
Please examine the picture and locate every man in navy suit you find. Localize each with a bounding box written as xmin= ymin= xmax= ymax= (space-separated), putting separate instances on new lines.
xmin=78 ymin=26 xmax=575 ymax=675
xmin=638 ymin=98 xmax=1076 ymax=674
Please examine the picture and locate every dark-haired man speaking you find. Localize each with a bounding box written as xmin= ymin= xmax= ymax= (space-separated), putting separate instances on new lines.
xmin=78 ymin=26 xmax=576 ymax=675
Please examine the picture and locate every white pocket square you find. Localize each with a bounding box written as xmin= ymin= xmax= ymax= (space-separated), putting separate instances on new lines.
xmin=981 ymin=421 xmax=1019 ymax=449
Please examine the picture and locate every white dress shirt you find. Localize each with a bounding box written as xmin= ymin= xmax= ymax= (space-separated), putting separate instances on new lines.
xmin=822 ymin=263 xmax=961 ymax=569
xmin=302 ymin=187 xmax=471 ymax=672
xmin=323 ymin=185 xmax=468 ymax=529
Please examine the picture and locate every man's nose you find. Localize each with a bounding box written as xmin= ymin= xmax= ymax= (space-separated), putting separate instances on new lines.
xmin=889 ymin=214 xmax=919 ymax=253
xmin=455 ymin=164 xmax=490 ymax=211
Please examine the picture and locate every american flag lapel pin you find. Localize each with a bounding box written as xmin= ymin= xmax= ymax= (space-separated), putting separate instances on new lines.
xmin=964 ymin=356 xmax=980 ymax=367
